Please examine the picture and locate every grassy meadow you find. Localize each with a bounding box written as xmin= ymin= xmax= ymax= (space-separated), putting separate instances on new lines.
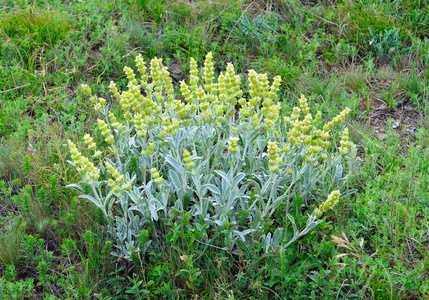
xmin=1 ymin=0 xmax=429 ymax=299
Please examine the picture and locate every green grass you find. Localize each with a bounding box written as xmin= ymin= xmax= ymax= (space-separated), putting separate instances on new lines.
xmin=1 ymin=0 xmax=429 ymax=298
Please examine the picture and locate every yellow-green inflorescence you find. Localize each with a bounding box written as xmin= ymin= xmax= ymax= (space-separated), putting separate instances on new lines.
xmin=314 ymin=190 xmax=341 ymax=218
xmin=83 ymin=134 xmax=96 ymax=151
xmin=67 ymin=140 xmax=99 ymax=182
xmin=105 ymin=161 xmax=131 ymax=193
xmin=228 ymin=137 xmax=239 ymax=155
xmin=183 ymin=149 xmax=195 ymax=170
xmin=267 ymin=141 xmax=282 ymax=173
xmin=97 ymin=119 xmax=114 ymax=145
xmin=81 ymin=83 xmax=107 ymax=111
xmin=141 ymin=142 xmax=154 ymax=156
xmin=81 ymin=84 xmax=91 ymax=96
xmin=203 ymin=52 xmax=216 ymax=94
xmin=283 ymin=95 xmax=352 ymax=162
xmin=150 ymin=168 xmax=162 ymax=185
xmin=339 ymin=128 xmax=354 ymax=156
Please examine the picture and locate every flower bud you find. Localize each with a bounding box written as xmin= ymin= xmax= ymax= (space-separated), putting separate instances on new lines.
xmin=122 ymin=182 xmax=132 ymax=191
xmin=81 ymin=84 xmax=92 ymax=96
xmin=228 ymin=137 xmax=239 ymax=155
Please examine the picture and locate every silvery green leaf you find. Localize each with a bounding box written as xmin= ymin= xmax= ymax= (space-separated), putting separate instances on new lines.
xmin=194 ymin=204 xmax=202 ymax=215
xmin=233 ymin=172 xmax=246 ymax=185
xmin=264 ymin=232 xmax=272 ymax=252
xmin=160 ymin=192 xmax=169 ymax=208
xmin=214 ymin=219 xmax=224 ymax=226
xmin=205 ymin=184 xmax=221 ymax=195
xmin=165 ymin=155 xmax=183 ymax=174
xmin=132 ymin=214 xmax=140 ymax=227
xmin=129 ymin=205 xmax=146 ymax=219
xmin=149 ymin=203 xmax=158 ymax=221
xmin=272 ymin=228 xmax=284 ymax=247
xmin=104 ymin=190 xmax=116 ymax=212
xmin=336 ymin=164 xmax=344 ymax=181
xmin=168 ymin=170 xmax=181 ymax=192
xmin=65 ymin=184 xmax=83 ymax=191
xmin=241 ymin=229 xmax=255 ymax=236
xmin=233 ymin=230 xmax=247 ymax=242
xmin=79 ymin=195 xmax=103 ymax=211
xmin=128 ymin=135 xmax=136 ymax=147
xmin=252 ymin=209 xmax=261 ymax=229
xmin=191 ymin=174 xmax=203 ymax=195
xmin=130 ymin=148 xmax=141 ymax=157
xmin=215 ymin=170 xmax=231 ymax=185
xmin=189 ymin=205 xmax=197 ymax=217
xmin=287 ymin=214 xmax=298 ymax=236
xmin=214 ymin=214 xmax=226 ymax=226
xmin=246 ymin=179 xmax=261 ymax=194
xmin=174 ymin=199 xmax=182 ymax=211
xmin=267 ymin=194 xmax=288 ymax=214
xmin=126 ymin=189 xmax=139 ymax=204
xmin=261 ymin=178 xmax=272 ymax=195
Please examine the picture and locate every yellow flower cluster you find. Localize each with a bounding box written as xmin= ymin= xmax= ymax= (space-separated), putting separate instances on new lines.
xmin=135 ymin=54 xmax=148 ymax=88
xmin=119 ymin=84 xmax=141 ymax=119
xmin=83 ymin=134 xmax=96 ymax=151
xmin=85 ymin=91 xmax=106 ymax=111
xmin=105 ymin=161 xmax=122 ymax=182
xmin=203 ymin=52 xmax=216 ymax=94
xmin=108 ymin=112 xmax=122 ymax=130
xmin=141 ymin=142 xmax=154 ymax=156
xmin=108 ymin=178 xmax=121 ymax=194
xmin=150 ymin=167 xmax=162 ymax=185
xmin=179 ymin=81 xmax=202 ymax=121
xmin=238 ymin=70 xmax=281 ymax=131
xmin=284 ymin=95 xmax=351 ymax=162
xmin=172 ymin=99 xmax=186 ymax=119
xmin=150 ymin=58 xmax=174 ymax=103
xmin=285 ymin=96 xmax=314 ymax=147
xmin=228 ymin=137 xmax=239 ymax=154
xmin=285 ymin=106 xmax=303 ymax=146
xmin=123 ymin=66 xmax=138 ymax=86
xmin=248 ymin=70 xmax=264 ymax=107
xmin=68 ymin=140 xmax=98 ymax=182
xmin=189 ymin=58 xmax=199 ymax=93
xmin=109 ymin=81 xmax=121 ymax=102
xmin=97 ymin=119 xmax=114 ymax=145
xmin=261 ymin=76 xmax=281 ymax=130
xmin=314 ymin=190 xmax=341 ymax=218
xmin=183 ymin=149 xmax=195 ymax=170
xmin=180 ymin=81 xmax=194 ymax=104
xmin=132 ymin=113 xmax=147 ymax=138
xmin=81 ymin=84 xmax=91 ymax=96
xmin=218 ymin=63 xmax=242 ymax=109
xmin=267 ymin=141 xmax=282 ymax=173
xmin=105 ymin=161 xmax=131 ymax=193
xmin=339 ymin=128 xmax=354 ymax=156
xmin=160 ymin=117 xmax=180 ymax=136
xmin=313 ymin=111 xmax=322 ymax=127
xmin=323 ymin=107 xmax=351 ymax=132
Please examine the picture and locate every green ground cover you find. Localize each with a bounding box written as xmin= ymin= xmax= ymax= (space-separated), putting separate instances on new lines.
xmin=1 ymin=0 xmax=429 ymax=298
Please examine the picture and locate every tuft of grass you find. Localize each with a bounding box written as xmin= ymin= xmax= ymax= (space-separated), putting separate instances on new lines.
xmin=344 ymin=67 xmax=367 ymax=94
xmin=0 ymin=8 xmax=72 ymax=66
xmin=0 ymin=215 xmax=26 ymax=268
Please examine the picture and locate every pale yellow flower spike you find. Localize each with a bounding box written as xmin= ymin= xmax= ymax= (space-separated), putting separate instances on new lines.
xmin=314 ymin=190 xmax=341 ymax=217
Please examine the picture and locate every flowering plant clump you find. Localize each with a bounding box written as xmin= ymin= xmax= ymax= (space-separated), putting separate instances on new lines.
xmin=69 ymin=53 xmax=356 ymax=259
